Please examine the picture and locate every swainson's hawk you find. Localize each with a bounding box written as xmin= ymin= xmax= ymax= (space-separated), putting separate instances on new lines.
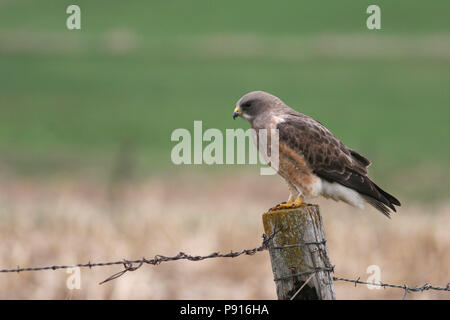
xmin=233 ymin=91 xmax=400 ymax=217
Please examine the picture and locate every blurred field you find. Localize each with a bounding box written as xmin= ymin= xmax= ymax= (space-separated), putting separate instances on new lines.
xmin=0 ymin=1 xmax=449 ymax=196
xmin=0 ymin=1 xmax=449 ymax=299
xmin=0 ymin=173 xmax=448 ymax=299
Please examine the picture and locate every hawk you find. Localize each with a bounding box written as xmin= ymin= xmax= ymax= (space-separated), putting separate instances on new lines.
xmin=233 ymin=91 xmax=400 ymax=217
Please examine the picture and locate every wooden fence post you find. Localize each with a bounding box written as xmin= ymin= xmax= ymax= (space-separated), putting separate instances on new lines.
xmin=262 ymin=205 xmax=336 ymax=300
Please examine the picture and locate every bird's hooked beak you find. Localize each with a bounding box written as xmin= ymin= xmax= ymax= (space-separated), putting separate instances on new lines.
xmin=233 ymin=106 xmax=241 ymax=120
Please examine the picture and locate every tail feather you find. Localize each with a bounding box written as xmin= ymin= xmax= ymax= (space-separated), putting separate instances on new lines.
xmin=374 ymin=183 xmax=401 ymax=206
xmin=315 ymin=166 xmax=401 ymax=218
xmin=362 ymin=195 xmax=393 ymax=218
xmin=362 ymin=182 xmax=401 ymax=218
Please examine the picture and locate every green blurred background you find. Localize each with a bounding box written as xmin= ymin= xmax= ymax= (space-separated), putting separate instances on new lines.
xmin=0 ymin=0 xmax=449 ymax=201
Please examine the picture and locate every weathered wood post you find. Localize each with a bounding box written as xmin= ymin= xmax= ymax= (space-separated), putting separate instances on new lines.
xmin=262 ymin=205 xmax=336 ymax=300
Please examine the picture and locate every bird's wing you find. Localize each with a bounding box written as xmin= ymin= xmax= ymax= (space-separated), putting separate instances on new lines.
xmin=277 ymin=114 xmax=400 ymax=216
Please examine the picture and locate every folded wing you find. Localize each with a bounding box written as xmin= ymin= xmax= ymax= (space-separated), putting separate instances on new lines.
xmin=277 ymin=115 xmax=400 ymax=217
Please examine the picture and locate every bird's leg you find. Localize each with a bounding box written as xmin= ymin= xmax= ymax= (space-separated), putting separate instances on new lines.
xmin=270 ymin=184 xmax=299 ymax=211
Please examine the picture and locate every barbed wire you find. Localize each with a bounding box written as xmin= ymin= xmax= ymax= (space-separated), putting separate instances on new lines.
xmin=0 ymin=232 xmax=276 ymax=285
xmin=0 ymin=232 xmax=448 ymax=298
xmin=332 ymin=276 xmax=450 ymax=299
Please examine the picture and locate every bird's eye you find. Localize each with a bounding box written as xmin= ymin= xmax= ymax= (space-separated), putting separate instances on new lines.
xmin=241 ymin=101 xmax=252 ymax=109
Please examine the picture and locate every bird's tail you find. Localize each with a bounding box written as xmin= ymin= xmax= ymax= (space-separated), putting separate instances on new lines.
xmin=362 ymin=182 xmax=401 ymax=218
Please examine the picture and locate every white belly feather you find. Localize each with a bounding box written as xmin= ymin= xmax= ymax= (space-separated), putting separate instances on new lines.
xmin=297 ymin=178 xmax=365 ymax=210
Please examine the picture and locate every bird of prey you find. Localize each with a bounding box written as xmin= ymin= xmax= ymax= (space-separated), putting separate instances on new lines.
xmin=232 ymin=91 xmax=400 ymax=217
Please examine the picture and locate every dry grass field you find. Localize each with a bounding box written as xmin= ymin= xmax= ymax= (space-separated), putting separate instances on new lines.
xmin=0 ymin=172 xmax=448 ymax=300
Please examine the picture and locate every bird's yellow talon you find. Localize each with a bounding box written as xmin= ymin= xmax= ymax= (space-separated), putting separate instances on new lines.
xmin=291 ymin=198 xmax=306 ymax=208
xmin=273 ymin=201 xmax=295 ymax=210
xmin=269 ymin=197 xmax=306 ymax=211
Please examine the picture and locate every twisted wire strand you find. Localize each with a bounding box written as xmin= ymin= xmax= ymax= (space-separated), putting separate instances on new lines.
xmin=0 ymin=232 xmax=448 ymax=296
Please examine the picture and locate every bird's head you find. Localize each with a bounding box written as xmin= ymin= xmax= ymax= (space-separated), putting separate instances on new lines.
xmin=233 ymin=91 xmax=281 ymax=122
